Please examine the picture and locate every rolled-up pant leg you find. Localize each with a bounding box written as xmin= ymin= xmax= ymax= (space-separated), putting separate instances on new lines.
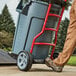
xmin=53 ymin=23 xmax=76 ymax=66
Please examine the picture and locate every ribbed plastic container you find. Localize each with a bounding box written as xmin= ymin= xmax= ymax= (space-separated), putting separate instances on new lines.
xmin=12 ymin=1 xmax=61 ymax=60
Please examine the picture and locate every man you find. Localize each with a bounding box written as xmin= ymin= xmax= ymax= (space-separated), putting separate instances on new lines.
xmin=45 ymin=0 xmax=76 ymax=72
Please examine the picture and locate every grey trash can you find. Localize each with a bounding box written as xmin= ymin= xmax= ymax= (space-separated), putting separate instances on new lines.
xmin=12 ymin=0 xmax=61 ymax=60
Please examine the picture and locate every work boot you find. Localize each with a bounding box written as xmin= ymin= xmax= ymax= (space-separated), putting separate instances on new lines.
xmin=45 ymin=57 xmax=63 ymax=72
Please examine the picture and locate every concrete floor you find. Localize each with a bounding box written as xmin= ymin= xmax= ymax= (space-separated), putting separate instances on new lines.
xmin=0 ymin=64 xmax=76 ymax=76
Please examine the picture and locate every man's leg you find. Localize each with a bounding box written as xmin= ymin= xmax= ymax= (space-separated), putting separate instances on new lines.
xmin=53 ymin=26 xmax=76 ymax=66
xmin=45 ymin=23 xmax=76 ymax=72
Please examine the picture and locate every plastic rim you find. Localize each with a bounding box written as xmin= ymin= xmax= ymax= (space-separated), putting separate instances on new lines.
xmin=17 ymin=52 xmax=28 ymax=70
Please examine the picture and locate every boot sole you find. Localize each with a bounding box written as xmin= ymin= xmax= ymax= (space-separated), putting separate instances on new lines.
xmin=45 ymin=61 xmax=62 ymax=72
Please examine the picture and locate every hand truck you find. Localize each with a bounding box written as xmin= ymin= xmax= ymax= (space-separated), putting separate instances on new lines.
xmin=17 ymin=0 xmax=67 ymax=71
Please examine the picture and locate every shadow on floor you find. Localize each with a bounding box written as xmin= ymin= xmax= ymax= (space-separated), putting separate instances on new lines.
xmin=29 ymin=68 xmax=53 ymax=72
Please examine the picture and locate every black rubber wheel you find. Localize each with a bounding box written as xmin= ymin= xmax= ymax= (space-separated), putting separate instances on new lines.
xmin=53 ymin=52 xmax=59 ymax=59
xmin=17 ymin=51 xmax=33 ymax=71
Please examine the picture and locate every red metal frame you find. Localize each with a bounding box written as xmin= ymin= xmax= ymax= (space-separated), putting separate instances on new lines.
xmin=30 ymin=0 xmax=67 ymax=59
